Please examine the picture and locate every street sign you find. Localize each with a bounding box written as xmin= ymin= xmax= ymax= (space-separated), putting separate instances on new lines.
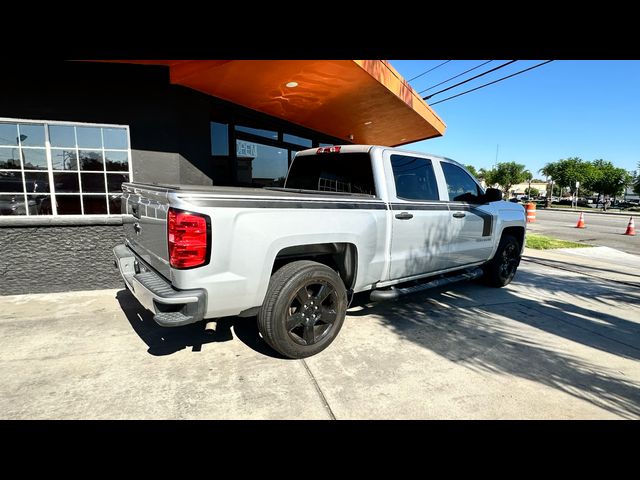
xmin=576 ymin=181 xmax=580 ymax=188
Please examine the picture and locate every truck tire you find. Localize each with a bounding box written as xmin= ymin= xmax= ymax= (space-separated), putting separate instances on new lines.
xmin=258 ymin=260 xmax=347 ymax=359
xmin=482 ymin=234 xmax=521 ymax=287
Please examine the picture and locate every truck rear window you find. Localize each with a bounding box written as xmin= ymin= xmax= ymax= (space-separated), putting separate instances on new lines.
xmin=284 ymin=152 xmax=376 ymax=196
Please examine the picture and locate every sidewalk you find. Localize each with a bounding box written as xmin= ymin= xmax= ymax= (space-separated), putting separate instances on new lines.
xmin=522 ymin=246 xmax=640 ymax=286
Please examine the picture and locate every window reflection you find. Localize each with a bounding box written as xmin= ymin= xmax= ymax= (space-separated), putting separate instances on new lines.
xmin=0 ymin=172 xmax=24 ymax=192
xmin=104 ymin=150 xmax=128 ymax=171
xmin=76 ymin=127 xmax=102 ymax=148
xmin=22 ymin=149 xmax=47 ymax=170
xmin=18 ymin=124 xmax=46 ymax=147
xmin=24 ymin=172 xmax=50 ymax=193
xmin=0 ymin=120 xmax=131 ymax=216
xmin=102 ymin=128 xmax=128 ymax=149
xmin=56 ymin=195 xmax=82 ymax=215
xmin=0 ymin=194 xmax=26 ymax=215
xmin=53 ymin=172 xmax=80 ymax=193
xmin=79 ymin=150 xmax=104 ymax=170
xmin=235 ymin=140 xmax=288 ymax=187
xmin=81 ymin=173 xmax=106 ymax=193
xmin=51 ymin=149 xmax=78 ymax=170
xmin=0 ymin=147 xmax=21 ymax=169
xmin=49 ymin=125 xmax=76 ymax=148
xmin=83 ymin=195 xmax=108 ymax=214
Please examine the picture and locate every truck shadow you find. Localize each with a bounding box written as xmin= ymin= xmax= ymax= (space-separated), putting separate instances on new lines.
xmin=347 ymin=263 xmax=640 ymax=419
xmin=116 ymin=289 xmax=283 ymax=358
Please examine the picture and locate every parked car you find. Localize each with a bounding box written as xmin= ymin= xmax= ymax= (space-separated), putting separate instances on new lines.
xmin=114 ymin=145 xmax=526 ymax=358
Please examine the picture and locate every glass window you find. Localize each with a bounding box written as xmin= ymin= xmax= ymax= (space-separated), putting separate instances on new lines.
xmin=18 ymin=124 xmax=46 ymax=147
xmin=0 ymin=172 xmax=24 ymax=192
xmin=51 ymin=149 xmax=78 ymax=170
xmin=285 ymin=152 xmax=376 ymax=195
xmin=79 ymin=150 xmax=104 ymax=170
xmin=236 ymin=125 xmax=278 ymax=141
xmin=0 ymin=119 xmax=131 ymax=216
xmin=391 ymin=155 xmax=439 ymax=201
xmin=49 ymin=125 xmax=76 ymax=148
xmin=107 ymin=173 xmax=129 ymax=192
xmin=81 ymin=173 xmax=106 ymax=193
xmin=0 ymin=148 xmax=21 ymax=169
xmin=76 ymin=127 xmax=102 ymax=148
xmin=211 ymin=122 xmax=229 ymax=156
xmin=235 ymin=139 xmax=288 ymax=187
xmin=28 ymin=195 xmax=52 ymax=215
xmin=56 ymin=195 xmax=82 ymax=215
xmin=22 ymin=149 xmax=47 ymax=170
xmin=105 ymin=150 xmax=128 ymax=171
xmin=441 ymin=162 xmax=481 ymax=201
xmin=53 ymin=172 xmax=80 ymax=193
xmin=108 ymin=194 xmax=122 ymax=214
xmin=0 ymin=123 xmax=19 ymax=146
xmin=319 ymin=143 xmax=333 ymax=147
xmin=83 ymin=195 xmax=108 ymax=214
xmin=283 ymin=133 xmax=312 ymax=148
xmin=24 ymin=172 xmax=50 ymax=193
xmin=0 ymin=194 xmax=26 ymax=215
xmin=102 ymin=128 xmax=128 ymax=149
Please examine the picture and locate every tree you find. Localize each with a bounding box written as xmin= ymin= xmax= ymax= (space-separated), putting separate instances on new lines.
xmin=543 ymin=157 xmax=594 ymax=197
xmin=634 ymin=164 xmax=640 ymax=196
xmin=484 ymin=161 xmax=528 ymax=197
xmin=585 ymin=159 xmax=633 ymax=200
xmin=465 ymin=165 xmax=479 ymax=178
xmin=525 ymin=187 xmax=540 ymax=197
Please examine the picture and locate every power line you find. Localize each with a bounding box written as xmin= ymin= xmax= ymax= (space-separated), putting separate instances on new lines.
xmin=408 ymin=60 xmax=451 ymax=82
xmin=429 ymin=60 xmax=554 ymax=106
xmin=418 ymin=60 xmax=493 ymax=94
xmin=423 ymin=60 xmax=516 ymax=100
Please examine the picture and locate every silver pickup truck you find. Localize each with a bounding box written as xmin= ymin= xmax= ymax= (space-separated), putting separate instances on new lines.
xmin=114 ymin=145 xmax=525 ymax=358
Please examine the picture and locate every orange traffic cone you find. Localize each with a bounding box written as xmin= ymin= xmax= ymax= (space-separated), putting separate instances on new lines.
xmin=624 ymin=217 xmax=636 ymax=236
xmin=576 ymin=212 xmax=586 ymax=229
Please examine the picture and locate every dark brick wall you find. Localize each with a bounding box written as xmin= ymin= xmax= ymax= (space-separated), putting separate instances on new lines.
xmin=0 ymin=225 xmax=125 ymax=295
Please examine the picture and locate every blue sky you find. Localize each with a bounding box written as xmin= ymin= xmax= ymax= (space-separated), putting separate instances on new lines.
xmin=390 ymin=60 xmax=640 ymax=178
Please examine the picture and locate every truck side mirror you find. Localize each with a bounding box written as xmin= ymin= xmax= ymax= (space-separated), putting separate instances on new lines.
xmin=483 ymin=188 xmax=503 ymax=203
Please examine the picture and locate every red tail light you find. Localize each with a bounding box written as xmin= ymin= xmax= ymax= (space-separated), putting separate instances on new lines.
xmin=316 ymin=146 xmax=341 ymax=154
xmin=167 ymin=208 xmax=210 ymax=269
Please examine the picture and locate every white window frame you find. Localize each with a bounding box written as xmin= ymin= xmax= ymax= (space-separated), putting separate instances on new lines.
xmin=0 ymin=116 xmax=133 ymax=217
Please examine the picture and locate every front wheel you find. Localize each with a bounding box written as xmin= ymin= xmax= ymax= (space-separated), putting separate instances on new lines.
xmin=482 ymin=234 xmax=521 ymax=287
xmin=258 ymin=260 xmax=347 ymax=359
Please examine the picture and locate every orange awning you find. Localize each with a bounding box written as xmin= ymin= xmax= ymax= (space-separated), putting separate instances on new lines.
xmin=104 ymin=60 xmax=446 ymax=146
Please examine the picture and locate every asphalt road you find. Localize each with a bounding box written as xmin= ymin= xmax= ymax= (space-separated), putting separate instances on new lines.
xmin=527 ymin=209 xmax=640 ymax=255
xmin=1 ymin=253 xmax=639 ymax=419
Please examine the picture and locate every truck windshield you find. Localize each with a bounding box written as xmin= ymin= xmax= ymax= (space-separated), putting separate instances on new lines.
xmin=284 ymin=152 xmax=376 ymax=196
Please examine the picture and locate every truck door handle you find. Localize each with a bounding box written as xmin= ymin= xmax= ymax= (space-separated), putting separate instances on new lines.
xmin=395 ymin=212 xmax=413 ymax=220
xmin=452 ymin=212 xmax=466 ymax=218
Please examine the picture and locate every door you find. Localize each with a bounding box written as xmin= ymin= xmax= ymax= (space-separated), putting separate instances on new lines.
xmin=387 ymin=154 xmax=452 ymax=280
xmin=440 ymin=162 xmax=494 ymax=267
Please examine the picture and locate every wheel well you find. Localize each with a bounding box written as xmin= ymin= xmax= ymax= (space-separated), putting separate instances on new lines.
xmin=501 ymin=226 xmax=525 ymax=249
xmin=272 ymin=243 xmax=358 ymax=291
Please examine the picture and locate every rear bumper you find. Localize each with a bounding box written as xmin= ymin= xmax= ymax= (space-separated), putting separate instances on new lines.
xmin=113 ymin=244 xmax=206 ymax=327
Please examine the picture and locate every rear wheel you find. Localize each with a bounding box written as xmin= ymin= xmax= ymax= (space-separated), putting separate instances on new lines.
xmin=258 ymin=260 xmax=347 ymax=359
xmin=482 ymin=234 xmax=521 ymax=287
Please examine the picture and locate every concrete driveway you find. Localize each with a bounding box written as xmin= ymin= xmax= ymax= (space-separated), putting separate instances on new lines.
xmin=1 ymin=254 xmax=639 ymax=419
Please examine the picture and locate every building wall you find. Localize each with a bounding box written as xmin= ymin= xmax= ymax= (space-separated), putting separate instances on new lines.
xmin=0 ymin=61 xmax=214 ymax=187
xmin=1 ymin=61 xmax=346 ymax=296
xmin=0 ymin=223 xmax=124 ymax=295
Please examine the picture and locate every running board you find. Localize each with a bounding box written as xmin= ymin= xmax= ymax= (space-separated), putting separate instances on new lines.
xmin=369 ymin=268 xmax=484 ymax=302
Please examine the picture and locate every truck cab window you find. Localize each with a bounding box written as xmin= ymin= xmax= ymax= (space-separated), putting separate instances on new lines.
xmin=390 ymin=155 xmax=439 ymax=201
xmin=441 ymin=162 xmax=481 ymax=202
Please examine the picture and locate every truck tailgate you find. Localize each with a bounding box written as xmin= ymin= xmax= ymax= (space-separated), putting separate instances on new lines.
xmin=122 ymin=184 xmax=171 ymax=279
